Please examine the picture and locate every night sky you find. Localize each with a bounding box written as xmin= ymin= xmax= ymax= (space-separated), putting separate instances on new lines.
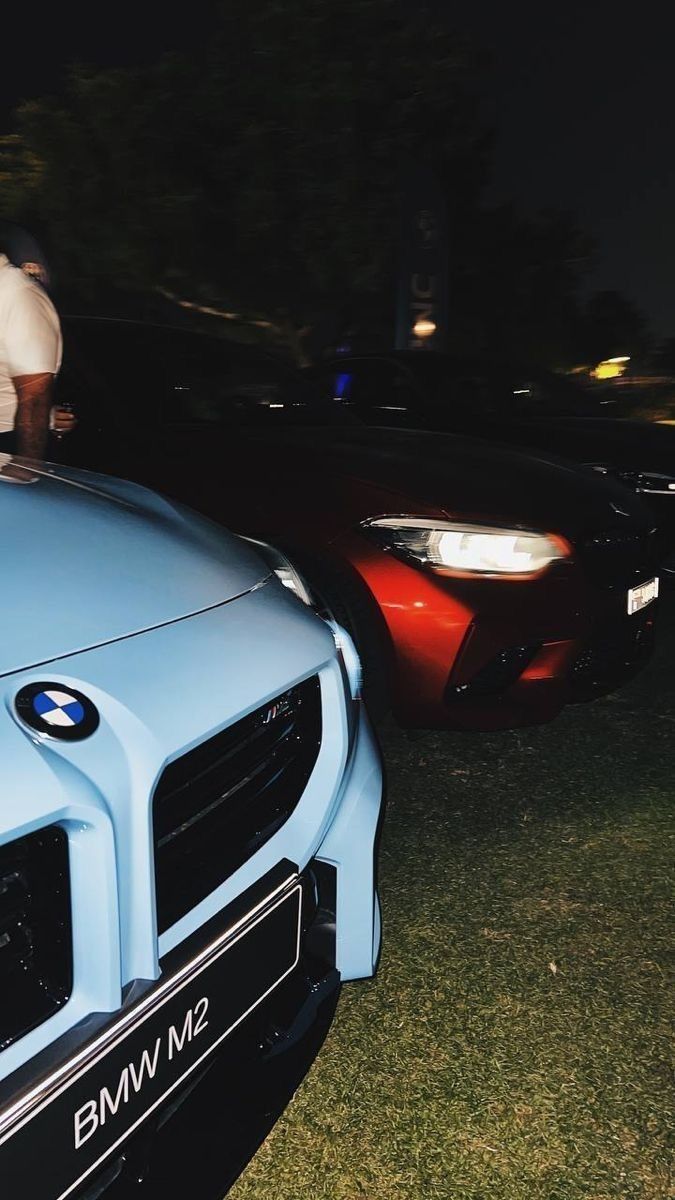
xmin=456 ymin=1 xmax=675 ymax=338
xmin=3 ymin=1 xmax=674 ymax=336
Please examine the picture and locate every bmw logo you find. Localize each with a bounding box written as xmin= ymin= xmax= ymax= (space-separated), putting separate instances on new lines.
xmin=15 ymin=682 xmax=99 ymax=741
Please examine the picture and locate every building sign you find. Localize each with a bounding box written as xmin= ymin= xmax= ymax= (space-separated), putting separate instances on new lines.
xmin=396 ymin=162 xmax=449 ymax=351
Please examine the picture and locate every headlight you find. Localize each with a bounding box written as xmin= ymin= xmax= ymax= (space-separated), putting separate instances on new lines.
xmin=241 ymin=538 xmax=315 ymax=605
xmin=362 ymin=517 xmax=569 ymax=577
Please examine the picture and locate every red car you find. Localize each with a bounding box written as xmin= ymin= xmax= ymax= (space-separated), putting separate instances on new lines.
xmin=58 ymin=319 xmax=661 ymax=731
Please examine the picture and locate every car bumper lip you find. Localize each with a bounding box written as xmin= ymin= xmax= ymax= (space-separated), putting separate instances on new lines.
xmin=82 ymin=967 xmax=342 ymax=1200
xmin=395 ymin=604 xmax=659 ymax=730
xmin=0 ymin=861 xmax=342 ymax=1200
xmin=0 ymin=870 xmax=302 ymax=1143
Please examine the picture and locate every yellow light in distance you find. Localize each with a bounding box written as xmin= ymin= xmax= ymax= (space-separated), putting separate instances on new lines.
xmin=591 ymin=359 xmax=628 ymax=380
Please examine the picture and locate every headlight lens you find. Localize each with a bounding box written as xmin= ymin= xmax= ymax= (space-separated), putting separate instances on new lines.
xmin=363 ymin=517 xmax=568 ymax=577
xmin=241 ymin=538 xmax=315 ymax=605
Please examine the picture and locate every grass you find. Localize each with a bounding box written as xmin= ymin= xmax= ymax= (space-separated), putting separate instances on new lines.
xmin=229 ymin=609 xmax=675 ymax=1200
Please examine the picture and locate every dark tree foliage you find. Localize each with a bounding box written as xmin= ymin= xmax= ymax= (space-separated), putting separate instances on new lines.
xmin=0 ymin=1 xmax=647 ymax=366
xmin=653 ymin=337 xmax=675 ymax=372
xmin=1 ymin=0 xmax=486 ymax=354
xmin=582 ymin=289 xmax=648 ymax=363
xmin=450 ymin=203 xmax=594 ymax=368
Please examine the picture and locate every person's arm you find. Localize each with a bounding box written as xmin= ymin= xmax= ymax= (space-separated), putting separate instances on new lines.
xmin=12 ymin=372 xmax=55 ymax=459
xmin=5 ymin=278 xmax=62 ymax=460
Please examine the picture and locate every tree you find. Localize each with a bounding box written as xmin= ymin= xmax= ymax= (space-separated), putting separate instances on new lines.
xmin=582 ymin=289 xmax=648 ymax=364
xmin=2 ymin=0 xmax=488 ymax=357
xmin=450 ymin=203 xmax=594 ymax=367
xmin=653 ymin=337 xmax=675 ymax=373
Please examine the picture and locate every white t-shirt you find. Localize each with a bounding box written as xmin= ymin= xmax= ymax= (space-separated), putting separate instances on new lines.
xmin=0 ymin=253 xmax=62 ymax=433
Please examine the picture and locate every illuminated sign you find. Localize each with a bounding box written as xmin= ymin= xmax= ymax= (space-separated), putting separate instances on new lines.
xmin=396 ymin=165 xmax=448 ymax=352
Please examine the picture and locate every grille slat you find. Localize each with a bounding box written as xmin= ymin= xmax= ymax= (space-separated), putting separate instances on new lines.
xmin=570 ymin=611 xmax=656 ymax=697
xmin=153 ymin=677 xmax=322 ymax=932
xmin=577 ymin=526 xmax=659 ymax=588
xmin=157 ymin=714 xmax=295 ymax=809
xmin=0 ymin=827 xmax=72 ymax=1052
xmin=156 ymin=746 xmax=296 ymax=851
xmin=153 ymin=716 xmax=300 ymax=843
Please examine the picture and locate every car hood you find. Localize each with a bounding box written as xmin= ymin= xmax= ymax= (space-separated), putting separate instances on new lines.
xmin=276 ymin=426 xmax=655 ymax=537
xmin=509 ymin=416 xmax=675 ymax=473
xmin=0 ymin=458 xmax=269 ymax=676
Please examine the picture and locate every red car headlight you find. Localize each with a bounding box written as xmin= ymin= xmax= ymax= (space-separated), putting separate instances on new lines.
xmin=362 ymin=517 xmax=570 ymax=578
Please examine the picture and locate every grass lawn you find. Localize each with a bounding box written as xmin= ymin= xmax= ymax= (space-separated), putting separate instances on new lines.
xmin=230 ymin=611 xmax=675 ymax=1200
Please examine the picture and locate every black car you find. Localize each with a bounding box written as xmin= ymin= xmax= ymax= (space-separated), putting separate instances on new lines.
xmin=306 ymin=352 xmax=675 ymax=554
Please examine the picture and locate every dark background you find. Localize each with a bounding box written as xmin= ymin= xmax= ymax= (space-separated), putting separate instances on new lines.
xmin=3 ymin=0 xmax=674 ymax=335
xmin=455 ymin=1 xmax=675 ymax=337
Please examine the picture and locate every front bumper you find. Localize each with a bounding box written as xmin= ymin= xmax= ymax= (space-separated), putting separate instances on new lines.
xmin=82 ymin=862 xmax=342 ymax=1200
xmin=338 ymin=534 xmax=660 ymax=731
xmin=89 ymin=960 xmax=341 ymax=1200
xmin=1 ymin=861 xmax=341 ymax=1200
xmin=0 ymin=694 xmax=382 ymax=1199
xmin=0 ymin=590 xmax=383 ymax=1198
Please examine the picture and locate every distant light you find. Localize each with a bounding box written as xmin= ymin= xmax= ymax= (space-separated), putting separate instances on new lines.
xmin=334 ymin=372 xmax=352 ymax=400
xmin=269 ymin=403 xmax=284 ymax=409
xmin=591 ymin=358 xmax=629 ymax=380
xmin=607 ymin=355 xmax=630 ymax=364
xmin=513 ymin=388 xmax=531 ymax=395
xmin=413 ymin=318 xmax=437 ymax=339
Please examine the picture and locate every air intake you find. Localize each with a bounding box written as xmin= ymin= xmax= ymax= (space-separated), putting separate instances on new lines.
xmin=0 ymin=826 xmax=72 ymax=1051
xmin=153 ymin=677 xmax=322 ymax=933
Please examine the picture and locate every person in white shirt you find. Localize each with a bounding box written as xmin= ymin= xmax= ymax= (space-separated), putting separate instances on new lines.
xmin=0 ymin=246 xmax=72 ymax=459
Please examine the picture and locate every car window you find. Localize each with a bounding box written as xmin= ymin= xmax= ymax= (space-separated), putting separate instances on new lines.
xmin=63 ymin=322 xmax=363 ymax=432
xmin=410 ymin=360 xmax=513 ymax=416
xmin=514 ymin=372 xmax=610 ymax=418
xmin=161 ymin=343 xmax=286 ymax=424
xmin=310 ymin=360 xmax=421 ymax=427
xmin=160 ymin=344 xmax=359 ymax=428
xmin=411 ymin=359 xmax=598 ymax=420
xmin=417 ymin=355 xmax=600 ymax=422
xmin=64 ymin=324 xmax=291 ymax=425
xmin=318 ymin=358 xmax=518 ymax=423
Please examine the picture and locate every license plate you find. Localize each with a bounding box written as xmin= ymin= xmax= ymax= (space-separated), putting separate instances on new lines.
xmin=627 ymin=576 xmax=659 ymax=615
xmin=0 ymin=879 xmax=302 ymax=1200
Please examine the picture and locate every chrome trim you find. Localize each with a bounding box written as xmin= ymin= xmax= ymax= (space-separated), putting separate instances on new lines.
xmin=0 ymin=873 xmax=299 ymax=1151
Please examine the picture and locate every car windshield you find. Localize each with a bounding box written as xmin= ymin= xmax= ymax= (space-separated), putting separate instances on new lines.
xmin=64 ymin=321 xmax=363 ymax=431
xmin=409 ymin=356 xmax=614 ymax=418
xmin=167 ymin=373 xmax=362 ymax=429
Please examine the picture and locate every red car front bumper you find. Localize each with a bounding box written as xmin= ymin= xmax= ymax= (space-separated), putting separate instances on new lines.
xmin=333 ymin=534 xmax=657 ymax=731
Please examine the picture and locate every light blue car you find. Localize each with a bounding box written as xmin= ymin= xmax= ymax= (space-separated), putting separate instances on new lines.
xmin=0 ymin=457 xmax=383 ymax=1200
